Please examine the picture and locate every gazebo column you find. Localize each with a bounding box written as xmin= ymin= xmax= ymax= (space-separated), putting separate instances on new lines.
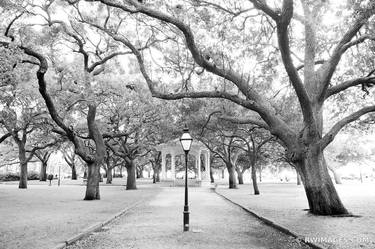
xmin=161 ymin=150 xmax=167 ymax=180
xmin=171 ymin=151 xmax=176 ymax=180
xmin=205 ymin=150 xmax=210 ymax=181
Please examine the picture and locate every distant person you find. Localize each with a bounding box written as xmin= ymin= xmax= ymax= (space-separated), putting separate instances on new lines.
xmin=47 ymin=174 xmax=54 ymax=186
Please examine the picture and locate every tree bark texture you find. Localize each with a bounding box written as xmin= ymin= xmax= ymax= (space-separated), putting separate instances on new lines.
xmin=297 ymin=148 xmax=348 ymax=215
xmin=251 ymin=164 xmax=260 ymax=195
xmin=39 ymin=162 xmax=47 ymax=181
xmin=106 ymin=167 xmax=113 ymax=184
xmin=18 ymin=145 xmax=27 ymax=189
xmin=19 ymin=162 xmax=28 ymax=189
xmin=136 ymin=168 xmax=142 ymax=179
xmin=227 ymin=163 xmax=237 ymax=189
xmin=210 ymin=169 xmax=214 ymax=183
xmin=236 ymin=168 xmax=244 ymax=185
xmin=84 ymin=162 xmax=101 ymax=200
xmin=126 ymin=161 xmax=137 ymax=190
xmin=153 ymin=167 xmax=160 ymax=183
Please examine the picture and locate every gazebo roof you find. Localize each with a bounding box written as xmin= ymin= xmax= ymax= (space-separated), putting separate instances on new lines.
xmin=155 ymin=138 xmax=208 ymax=154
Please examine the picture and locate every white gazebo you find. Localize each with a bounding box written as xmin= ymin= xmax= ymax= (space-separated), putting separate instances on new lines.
xmin=156 ymin=138 xmax=210 ymax=185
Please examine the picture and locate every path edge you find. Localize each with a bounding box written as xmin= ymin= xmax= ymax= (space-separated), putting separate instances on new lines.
xmin=213 ymin=187 xmax=327 ymax=249
xmin=51 ymin=199 xmax=144 ymax=249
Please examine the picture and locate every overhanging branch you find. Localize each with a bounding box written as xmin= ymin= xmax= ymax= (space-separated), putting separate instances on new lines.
xmin=320 ymin=105 xmax=375 ymax=148
xmin=325 ymin=76 xmax=375 ymax=98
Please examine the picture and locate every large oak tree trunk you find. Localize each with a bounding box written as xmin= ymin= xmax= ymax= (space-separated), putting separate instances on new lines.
xmin=40 ymin=162 xmax=47 ymax=181
xmin=227 ymin=163 xmax=237 ymax=189
xmin=126 ymin=161 xmax=137 ymax=190
xmin=84 ymin=162 xmax=100 ymax=200
xmin=71 ymin=164 xmax=77 ymax=180
xmin=297 ymin=149 xmax=348 ymax=215
xmin=251 ymin=164 xmax=260 ymax=195
xmin=106 ymin=168 xmax=113 ymax=184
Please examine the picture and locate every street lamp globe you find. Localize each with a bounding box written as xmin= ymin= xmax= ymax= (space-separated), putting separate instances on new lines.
xmin=180 ymin=126 xmax=193 ymax=152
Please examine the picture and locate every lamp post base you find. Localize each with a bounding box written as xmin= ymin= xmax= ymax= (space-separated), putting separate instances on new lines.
xmin=183 ymin=205 xmax=189 ymax=231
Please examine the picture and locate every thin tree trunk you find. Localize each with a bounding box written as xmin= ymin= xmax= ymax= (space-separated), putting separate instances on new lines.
xmin=71 ymin=164 xmax=77 ymax=180
xmin=156 ymin=171 xmax=160 ymax=182
xmin=297 ymin=150 xmax=348 ymax=215
xmin=40 ymin=162 xmax=47 ymax=181
xmin=126 ymin=161 xmax=137 ymax=190
xmin=119 ymin=166 xmax=123 ymax=178
xmin=18 ymin=145 xmax=27 ymax=189
xmin=136 ymin=167 xmax=142 ymax=179
xmin=251 ymin=164 xmax=260 ymax=195
xmin=84 ymin=162 xmax=100 ymax=200
xmin=19 ymin=162 xmax=28 ymax=189
xmin=258 ymin=165 xmax=262 ymax=182
xmin=227 ymin=163 xmax=237 ymax=189
xmin=210 ymin=169 xmax=214 ymax=183
xmin=106 ymin=168 xmax=113 ymax=184
xmin=221 ymin=169 xmax=225 ymax=179
xmin=236 ymin=168 xmax=244 ymax=184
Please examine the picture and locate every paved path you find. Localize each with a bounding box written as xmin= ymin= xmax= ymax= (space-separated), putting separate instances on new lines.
xmin=67 ymin=187 xmax=311 ymax=249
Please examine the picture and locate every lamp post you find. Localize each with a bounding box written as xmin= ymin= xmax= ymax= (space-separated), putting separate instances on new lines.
xmin=58 ymin=163 xmax=61 ymax=187
xmin=180 ymin=125 xmax=193 ymax=232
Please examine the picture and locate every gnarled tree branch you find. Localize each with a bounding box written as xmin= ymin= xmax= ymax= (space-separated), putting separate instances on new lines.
xmin=320 ymin=105 xmax=375 ymax=149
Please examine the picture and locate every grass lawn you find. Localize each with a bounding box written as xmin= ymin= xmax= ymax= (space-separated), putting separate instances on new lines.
xmin=0 ymin=178 xmax=161 ymax=249
xmin=216 ymin=181 xmax=375 ymax=249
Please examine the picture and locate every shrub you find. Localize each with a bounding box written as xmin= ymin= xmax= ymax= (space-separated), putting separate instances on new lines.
xmin=27 ymin=171 xmax=39 ymax=180
xmin=0 ymin=172 xmax=20 ymax=181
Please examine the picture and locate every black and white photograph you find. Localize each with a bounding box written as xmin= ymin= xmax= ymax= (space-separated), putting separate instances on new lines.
xmin=0 ymin=0 xmax=375 ymax=248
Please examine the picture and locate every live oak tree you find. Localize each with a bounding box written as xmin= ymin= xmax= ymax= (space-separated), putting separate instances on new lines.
xmin=196 ymin=112 xmax=242 ymax=189
xmin=1 ymin=2 xmax=129 ymax=199
xmin=82 ymin=0 xmax=375 ymax=215
xmin=62 ymin=145 xmax=80 ymax=180
xmin=0 ymin=106 xmax=60 ymax=188
xmin=0 ymin=64 xmax=60 ymax=188
xmin=34 ymin=150 xmax=53 ymax=181
xmin=103 ymin=148 xmax=123 ymax=184
xmin=103 ymin=88 xmax=166 ymax=189
xmin=232 ymin=126 xmax=275 ymax=194
xmin=149 ymin=151 xmax=161 ymax=183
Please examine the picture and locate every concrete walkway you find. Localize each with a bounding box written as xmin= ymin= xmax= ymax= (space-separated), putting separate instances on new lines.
xmin=67 ymin=187 xmax=311 ymax=249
